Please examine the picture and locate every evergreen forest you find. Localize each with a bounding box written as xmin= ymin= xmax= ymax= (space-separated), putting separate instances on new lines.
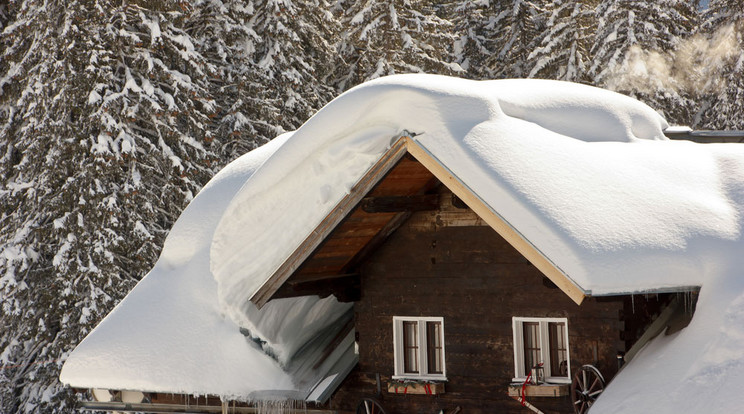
xmin=1 ymin=0 xmax=743 ymax=411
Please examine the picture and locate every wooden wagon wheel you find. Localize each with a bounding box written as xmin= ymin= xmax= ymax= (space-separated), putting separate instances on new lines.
xmin=571 ymin=364 xmax=605 ymax=414
xmin=356 ymin=397 xmax=387 ymax=414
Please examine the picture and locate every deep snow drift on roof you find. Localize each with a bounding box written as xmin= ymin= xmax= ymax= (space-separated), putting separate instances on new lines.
xmin=59 ymin=134 xmax=355 ymax=400
xmin=210 ymin=74 xmax=740 ymax=324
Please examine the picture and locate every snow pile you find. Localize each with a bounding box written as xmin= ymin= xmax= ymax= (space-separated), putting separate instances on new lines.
xmin=593 ymin=252 xmax=744 ymax=413
xmin=62 ymin=75 xmax=744 ymax=411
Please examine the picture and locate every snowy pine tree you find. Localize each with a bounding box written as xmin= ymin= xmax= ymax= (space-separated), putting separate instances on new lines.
xmin=484 ymin=0 xmax=547 ymax=78
xmin=450 ymin=0 xmax=494 ymax=79
xmin=248 ymin=0 xmax=339 ymax=127
xmin=185 ymin=0 xmax=277 ymax=158
xmin=0 ymin=0 xmax=224 ymax=410
xmin=334 ymin=0 xmax=462 ymax=90
xmin=590 ymin=0 xmax=699 ymax=125
xmin=590 ymin=0 xmax=697 ymax=85
xmin=527 ymin=0 xmax=596 ymax=82
xmin=696 ymin=0 xmax=744 ymax=129
xmin=0 ymin=0 xmax=9 ymax=32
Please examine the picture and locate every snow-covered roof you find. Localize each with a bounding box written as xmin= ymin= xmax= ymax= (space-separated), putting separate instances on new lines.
xmin=61 ymin=75 xmax=744 ymax=412
xmin=59 ymin=135 xmax=357 ymax=401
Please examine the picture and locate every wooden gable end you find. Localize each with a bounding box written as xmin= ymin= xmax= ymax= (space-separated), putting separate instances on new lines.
xmin=250 ymin=136 xmax=587 ymax=308
xmin=269 ymin=145 xmax=440 ymax=304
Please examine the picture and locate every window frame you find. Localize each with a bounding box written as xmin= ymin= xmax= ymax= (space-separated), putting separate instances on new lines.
xmin=512 ymin=317 xmax=571 ymax=384
xmin=393 ymin=316 xmax=446 ymax=381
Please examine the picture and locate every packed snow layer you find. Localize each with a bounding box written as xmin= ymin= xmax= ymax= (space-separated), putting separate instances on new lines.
xmin=60 ymin=134 xmax=353 ymax=399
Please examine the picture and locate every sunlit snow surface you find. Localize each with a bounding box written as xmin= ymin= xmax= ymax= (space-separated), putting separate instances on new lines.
xmin=62 ymin=75 xmax=744 ymax=411
xmin=60 ymin=135 xmax=299 ymax=398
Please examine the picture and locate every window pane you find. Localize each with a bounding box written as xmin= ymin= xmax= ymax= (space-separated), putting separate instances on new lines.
xmin=549 ymin=322 xmax=568 ymax=377
xmin=403 ymin=321 xmax=419 ymax=373
xmin=523 ymin=322 xmax=541 ymax=374
xmin=426 ymin=321 xmax=443 ymax=374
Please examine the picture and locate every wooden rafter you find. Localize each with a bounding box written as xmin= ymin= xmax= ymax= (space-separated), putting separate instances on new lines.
xmin=286 ymin=273 xmax=359 ymax=285
xmin=361 ymin=194 xmax=440 ymax=213
xmin=339 ymin=210 xmax=411 ymax=274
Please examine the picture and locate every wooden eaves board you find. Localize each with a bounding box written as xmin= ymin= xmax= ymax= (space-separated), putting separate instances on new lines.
xmin=250 ymin=135 xmax=586 ymax=308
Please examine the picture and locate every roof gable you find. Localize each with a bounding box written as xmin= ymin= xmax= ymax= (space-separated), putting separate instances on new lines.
xmin=254 ymin=136 xmax=587 ymax=308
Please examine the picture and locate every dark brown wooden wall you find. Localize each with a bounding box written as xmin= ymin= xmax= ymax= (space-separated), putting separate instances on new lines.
xmin=327 ymin=203 xmax=625 ymax=414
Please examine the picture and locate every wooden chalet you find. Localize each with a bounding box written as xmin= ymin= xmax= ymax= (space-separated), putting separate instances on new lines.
xmin=248 ymin=136 xmax=696 ymax=414
xmin=75 ymin=135 xmax=697 ymax=414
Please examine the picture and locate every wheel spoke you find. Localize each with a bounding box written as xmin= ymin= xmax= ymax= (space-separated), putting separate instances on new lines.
xmin=589 ymin=376 xmax=601 ymax=392
xmin=582 ymin=370 xmax=588 ymax=391
xmin=358 ymin=398 xmax=386 ymax=414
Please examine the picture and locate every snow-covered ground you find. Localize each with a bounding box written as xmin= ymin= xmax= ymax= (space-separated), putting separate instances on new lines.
xmin=61 ymin=75 xmax=744 ymax=412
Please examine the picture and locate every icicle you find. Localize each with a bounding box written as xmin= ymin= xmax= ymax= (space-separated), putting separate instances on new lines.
xmin=688 ymin=291 xmax=692 ymax=314
xmin=684 ymin=291 xmax=695 ymax=315
xmin=631 ymin=294 xmax=635 ymax=314
xmin=254 ymin=399 xmax=306 ymax=414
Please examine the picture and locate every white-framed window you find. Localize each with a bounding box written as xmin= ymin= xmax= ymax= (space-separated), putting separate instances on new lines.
xmin=512 ymin=317 xmax=571 ymax=383
xmin=393 ymin=316 xmax=446 ymax=380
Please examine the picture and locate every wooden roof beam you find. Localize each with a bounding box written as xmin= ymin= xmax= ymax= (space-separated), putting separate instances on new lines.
xmin=361 ymin=194 xmax=440 ymax=213
xmin=287 ymin=272 xmax=359 ymax=285
xmin=272 ymin=275 xmax=360 ymax=302
xmin=340 ymin=211 xmax=411 ymax=274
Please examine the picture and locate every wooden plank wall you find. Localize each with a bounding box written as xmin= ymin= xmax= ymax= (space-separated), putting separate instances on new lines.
xmin=327 ymin=192 xmax=625 ymax=414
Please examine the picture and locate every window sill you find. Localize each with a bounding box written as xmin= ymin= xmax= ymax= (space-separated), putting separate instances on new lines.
xmin=507 ymin=383 xmax=569 ymax=397
xmin=512 ymin=377 xmax=571 ymax=384
xmin=392 ymin=375 xmax=447 ymax=382
xmin=388 ymin=381 xmax=445 ymax=395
